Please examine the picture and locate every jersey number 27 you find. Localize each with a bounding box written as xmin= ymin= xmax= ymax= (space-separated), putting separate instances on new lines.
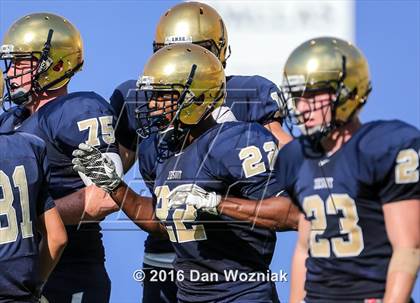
xmin=239 ymin=141 xmax=277 ymax=178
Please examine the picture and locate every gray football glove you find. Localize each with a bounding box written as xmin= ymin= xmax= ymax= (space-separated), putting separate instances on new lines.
xmin=72 ymin=143 xmax=121 ymax=193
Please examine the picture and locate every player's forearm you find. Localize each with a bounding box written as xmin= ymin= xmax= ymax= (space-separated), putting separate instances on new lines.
xmin=38 ymin=208 xmax=68 ymax=283
xmin=119 ymin=144 xmax=137 ymax=173
xmin=55 ymin=185 xmax=119 ymax=225
xmin=217 ymin=196 xmax=299 ymax=231
xmin=382 ymin=201 xmax=420 ymax=302
xmin=383 ymin=247 xmax=419 ymax=303
xmin=290 ymin=214 xmax=310 ymax=302
xmin=111 ymin=182 xmax=168 ymax=237
xmin=38 ymin=236 xmax=67 ymax=283
xmin=289 ymin=246 xmax=307 ymax=303
xmin=264 ymin=121 xmax=292 ymax=147
xmin=383 ymin=271 xmax=416 ymax=303
xmin=54 ymin=188 xmax=86 ymax=225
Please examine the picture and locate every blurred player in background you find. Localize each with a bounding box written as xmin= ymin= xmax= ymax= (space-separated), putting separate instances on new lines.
xmin=73 ymin=43 xmax=299 ymax=302
xmin=277 ymin=37 xmax=420 ymax=303
xmin=0 ymin=71 xmax=67 ymax=302
xmin=110 ymin=3 xmax=291 ymax=301
xmin=0 ymin=13 xmax=121 ymax=303
xmin=150 ymin=2 xmax=290 ymax=145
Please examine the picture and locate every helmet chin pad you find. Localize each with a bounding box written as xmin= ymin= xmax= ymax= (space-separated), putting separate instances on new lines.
xmin=10 ymin=87 xmax=33 ymax=106
xmin=299 ymin=124 xmax=329 ymax=136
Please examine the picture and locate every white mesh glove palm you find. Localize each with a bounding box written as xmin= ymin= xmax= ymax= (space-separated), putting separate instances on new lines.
xmin=72 ymin=143 xmax=121 ymax=193
xmin=39 ymin=296 xmax=49 ymax=303
xmin=168 ymin=184 xmax=221 ymax=215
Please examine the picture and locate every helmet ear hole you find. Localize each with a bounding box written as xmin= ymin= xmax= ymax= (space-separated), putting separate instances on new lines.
xmin=53 ymin=60 xmax=64 ymax=72
xmin=195 ymin=94 xmax=205 ymax=106
xmin=347 ymin=87 xmax=358 ymax=101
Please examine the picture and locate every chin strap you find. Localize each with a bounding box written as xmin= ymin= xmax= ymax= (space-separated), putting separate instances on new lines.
xmin=8 ymin=88 xmax=33 ymax=107
xmin=170 ymin=64 xmax=197 ymax=134
xmin=33 ymin=29 xmax=83 ymax=93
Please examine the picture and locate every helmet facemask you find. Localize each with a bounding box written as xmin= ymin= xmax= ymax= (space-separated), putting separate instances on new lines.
xmin=136 ymin=64 xmax=197 ymax=140
xmin=1 ymin=50 xmax=43 ymax=109
xmin=1 ymin=54 xmax=34 ymax=109
xmin=284 ymin=89 xmax=335 ymax=147
xmin=135 ymin=87 xmax=183 ymax=139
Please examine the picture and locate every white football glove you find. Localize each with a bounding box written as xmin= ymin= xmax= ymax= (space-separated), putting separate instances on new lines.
xmin=168 ymin=184 xmax=221 ymax=215
xmin=72 ymin=143 xmax=121 ymax=193
xmin=39 ymin=296 xmax=49 ymax=303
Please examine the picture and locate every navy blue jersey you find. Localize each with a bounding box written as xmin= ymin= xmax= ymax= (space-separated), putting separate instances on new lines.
xmin=225 ymin=75 xmax=282 ymax=125
xmin=275 ymin=120 xmax=420 ymax=301
xmin=0 ymin=107 xmax=31 ymax=132
xmin=0 ymin=132 xmax=55 ymax=302
xmin=110 ymin=80 xmax=140 ymax=152
xmin=154 ymin=122 xmax=283 ymax=302
xmin=0 ymin=92 xmax=118 ymax=265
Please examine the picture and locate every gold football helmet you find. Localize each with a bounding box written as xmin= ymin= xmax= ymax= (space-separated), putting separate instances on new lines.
xmin=136 ymin=43 xmax=226 ymax=138
xmin=153 ymin=2 xmax=229 ymax=66
xmin=0 ymin=13 xmax=83 ymax=105
xmin=282 ymin=36 xmax=371 ymax=137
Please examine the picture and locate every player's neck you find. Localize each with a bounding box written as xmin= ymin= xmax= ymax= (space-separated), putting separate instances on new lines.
xmin=26 ymin=86 xmax=68 ymax=114
xmin=321 ymin=118 xmax=362 ymax=155
xmin=187 ymin=116 xmax=217 ymax=144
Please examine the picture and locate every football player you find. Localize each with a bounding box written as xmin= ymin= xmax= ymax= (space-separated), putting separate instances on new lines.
xmin=0 ymin=13 xmax=121 ymax=302
xmin=0 ymin=70 xmax=68 ymax=302
xmin=73 ymin=44 xmax=299 ymax=302
xmin=280 ymin=37 xmax=420 ymax=303
xmin=110 ymin=3 xmax=291 ymax=301
xmin=171 ymin=37 xmax=420 ymax=302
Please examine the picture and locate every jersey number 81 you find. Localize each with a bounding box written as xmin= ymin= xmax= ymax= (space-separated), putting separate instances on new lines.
xmin=0 ymin=166 xmax=33 ymax=245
